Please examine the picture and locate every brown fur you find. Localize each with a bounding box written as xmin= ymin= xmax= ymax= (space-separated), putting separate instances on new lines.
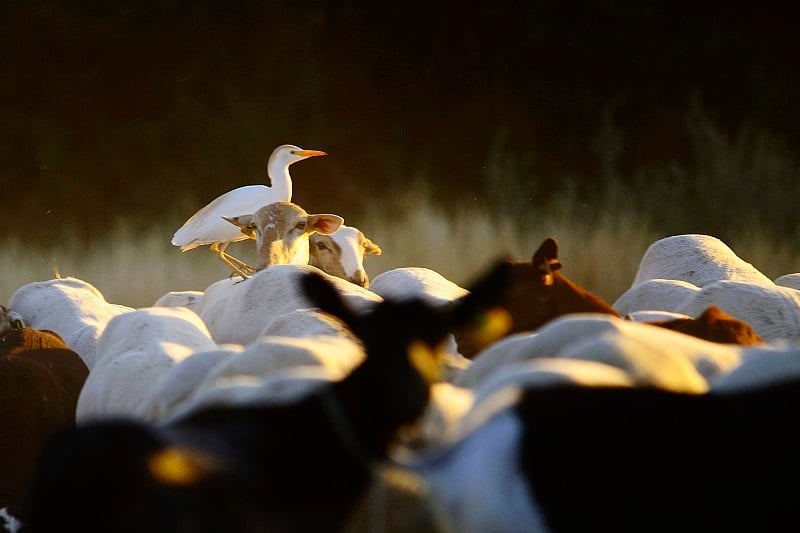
xmin=455 ymin=237 xmax=763 ymax=358
xmin=647 ymin=305 xmax=764 ymax=346
xmin=0 ymin=328 xmax=89 ymax=516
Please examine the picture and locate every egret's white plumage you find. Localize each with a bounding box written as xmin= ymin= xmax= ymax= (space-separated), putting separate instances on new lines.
xmin=171 ymin=144 xmax=327 ymax=276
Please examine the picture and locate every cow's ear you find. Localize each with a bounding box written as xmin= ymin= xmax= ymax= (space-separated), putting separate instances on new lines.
xmin=301 ymin=271 xmax=357 ymax=328
xmin=308 ymin=214 xmax=343 ymax=235
xmin=444 ymin=260 xmax=513 ymax=355
xmin=448 ymin=260 xmax=512 ymax=330
xmin=532 ymin=237 xmax=563 ymax=277
xmin=363 ymin=236 xmax=382 ymax=256
xmin=223 ymin=214 xmax=257 ymax=238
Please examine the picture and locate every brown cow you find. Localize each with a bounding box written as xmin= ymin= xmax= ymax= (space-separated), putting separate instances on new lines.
xmin=643 ymin=305 xmax=763 ymax=346
xmin=455 ymin=237 xmax=763 ymax=358
xmin=0 ymin=311 xmax=89 ymax=518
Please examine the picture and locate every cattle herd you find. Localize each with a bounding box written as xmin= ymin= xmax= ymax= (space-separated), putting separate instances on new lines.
xmin=2 ymin=232 xmax=800 ymax=532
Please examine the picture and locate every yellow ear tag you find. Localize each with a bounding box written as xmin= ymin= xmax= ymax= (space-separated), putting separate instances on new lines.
xmin=148 ymin=446 xmax=212 ymax=486
xmin=408 ymin=340 xmax=443 ymax=383
xmin=473 ymin=307 xmax=513 ymax=347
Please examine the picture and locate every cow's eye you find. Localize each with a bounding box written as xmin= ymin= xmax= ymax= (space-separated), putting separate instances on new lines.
xmin=316 ymin=242 xmax=329 ymax=250
xmin=295 ymin=221 xmax=307 ymax=231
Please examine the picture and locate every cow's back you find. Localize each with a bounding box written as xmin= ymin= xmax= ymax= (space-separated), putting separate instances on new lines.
xmin=0 ymin=327 xmax=89 ymax=516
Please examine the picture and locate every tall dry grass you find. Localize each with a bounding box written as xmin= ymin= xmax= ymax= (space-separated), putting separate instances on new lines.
xmin=1 ymin=189 xmax=796 ymax=309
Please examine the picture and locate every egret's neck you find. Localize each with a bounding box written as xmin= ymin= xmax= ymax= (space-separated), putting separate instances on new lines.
xmin=268 ymin=161 xmax=293 ymax=201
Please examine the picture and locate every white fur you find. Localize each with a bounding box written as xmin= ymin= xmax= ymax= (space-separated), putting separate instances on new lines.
xmin=369 ymin=267 xmax=468 ymax=357
xmin=196 ymin=264 xmax=382 ymax=345
xmin=165 ymin=366 xmax=337 ymax=422
xmin=159 ymin=314 xmax=366 ymax=419
xmin=152 ymin=290 xmax=204 ymax=312
xmin=710 ymin=342 xmax=800 ymax=392
xmin=257 ymin=307 xmax=358 ymax=341
xmin=613 ymin=278 xmax=700 ymax=315
xmin=329 ymin=227 xmax=368 ymax=280
xmin=309 ymin=225 xmax=382 ymax=287
xmin=8 ymin=277 xmax=133 ymax=369
xmin=676 ymin=279 xmax=800 ymax=342
xmin=411 ymin=383 xmax=476 ymax=448
xmin=455 ymin=316 xmax=622 ymax=388
xmin=774 ymin=273 xmax=800 ymax=291
xmin=0 ymin=508 xmax=21 ymax=533
xmin=632 ymin=234 xmax=772 ymax=287
xmin=140 ymin=345 xmax=243 ymax=422
xmin=197 ymin=334 xmax=365 ymax=386
xmin=556 ymin=326 xmax=711 ymax=393
xmin=456 ymin=313 xmax=745 ymax=393
xmin=369 ymin=266 xmax=468 ymax=304
xmin=407 ymin=407 xmax=550 ymax=532
xmin=624 ymin=310 xmax=694 ymax=322
xmin=470 ymin=358 xmax=634 ymax=408
xmin=76 ymin=306 xmax=220 ymax=423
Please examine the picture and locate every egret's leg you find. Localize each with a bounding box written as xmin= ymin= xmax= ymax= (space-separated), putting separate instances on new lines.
xmin=211 ymin=242 xmax=255 ymax=278
xmin=221 ymin=251 xmax=255 ymax=274
xmin=213 ymin=242 xmax=254 ymax=271
xmin=219 ymin=254 xmax=252 ymax=279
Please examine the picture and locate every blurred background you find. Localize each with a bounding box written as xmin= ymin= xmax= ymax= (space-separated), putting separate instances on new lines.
xmin=1 ymin=0 xmax=799 ymax=306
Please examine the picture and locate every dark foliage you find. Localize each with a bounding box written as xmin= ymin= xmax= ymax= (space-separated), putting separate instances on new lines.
xmin=2 ymin=1 xmax=798 ymax=243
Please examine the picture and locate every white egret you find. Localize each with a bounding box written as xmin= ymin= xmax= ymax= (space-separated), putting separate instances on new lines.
xmin=171 ymin=144 xmax=327 ymax=277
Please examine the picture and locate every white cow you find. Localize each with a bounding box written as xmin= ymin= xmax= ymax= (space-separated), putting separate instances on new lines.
xmin=309 ymin=225 xmax=382 ymax=288
xmin=261 ymin=306 xmax=468 ymax=383
xmin=775 ymin=273 xmax=800 ymax=291
xmin=623 ymin=310 xmax=695 ymax=322
xmin=161 ymin=335 xmax=362 ymax=421
xmin=141 ymin=345 xmax=244 ymax=422
xmin=257 ymin=307 xmax=359 ymax=341
xmin=197 ymin=334 xmax=364 ymax=386
xmin=632 ymin=234 xmax=772 ymax=287
xmin=469 ymin=358 xmax=635 ymax=407
xmin=676 ymin=279 xmax=800 ymax=342
xmin=152 ymin=290 xmax=204 ymax=313
xmin=8 ymin=277 xmax=133 ymax=369
xmin=613 ymin=278 xmax=700 ymax=315
xmin=455 ymin=313 xmax=745 ymax=393
xmin=223 ymin=200 xmax=343 ymax=275
xmin=196 ymin=264 xmax=382 ymax=345
xmin=369 ymin=266 xmax=468 ymax=304
xmin=76 ymin=306 xmax=220 ymax=423
xmin=710 ymin=342 xmax=800 ymax=392
xmin=153 ymin=311 xmax=363 ymax=421
xmin=369 ymin=266 xmax=470 ymax=360
xmin=164 ymin=365 xmax=337 ymax=423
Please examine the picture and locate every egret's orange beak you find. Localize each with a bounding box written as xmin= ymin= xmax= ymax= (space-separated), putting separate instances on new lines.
xmin=295 ymin=149 xmax=327 ymax=157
